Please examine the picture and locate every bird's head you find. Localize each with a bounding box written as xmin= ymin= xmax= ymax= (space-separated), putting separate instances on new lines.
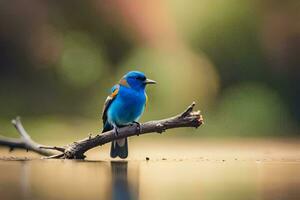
xmin=119 ymin=71 xmax=156 ymax=91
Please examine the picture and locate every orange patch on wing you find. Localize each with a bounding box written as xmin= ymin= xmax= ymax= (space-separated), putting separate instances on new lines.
xmin=110 ymin=87 xmax=119 ymax=98
xmin=119 ymin=78 xmax=130 ymax=87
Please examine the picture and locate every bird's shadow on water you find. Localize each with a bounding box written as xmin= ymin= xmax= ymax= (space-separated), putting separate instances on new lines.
xmin=110 ymin=161 xmax=138 ymax=200
xmin=44 ymin=159 xmax=139 ymax=200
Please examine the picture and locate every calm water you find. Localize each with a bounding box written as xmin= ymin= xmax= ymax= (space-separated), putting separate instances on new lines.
xmin=0 ymin=139 xmax=300 ymax=200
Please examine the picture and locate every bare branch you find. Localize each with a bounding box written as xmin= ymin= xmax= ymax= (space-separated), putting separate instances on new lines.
xmin=0 ymin=117 xmax=54 ymax=156
xmin=0 ymin=103 xmax=203 ymax=159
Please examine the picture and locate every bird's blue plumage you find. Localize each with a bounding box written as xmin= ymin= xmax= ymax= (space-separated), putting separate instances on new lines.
xmin=102 ymin=71 xmax=156 ymax=159
xmin=107 ymin=85 xmax=146 ymax=126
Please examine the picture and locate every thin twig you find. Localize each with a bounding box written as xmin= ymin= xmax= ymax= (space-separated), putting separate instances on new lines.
xmin=42 ymin=153 xmax=65 ymax=159
xmin=39 ymin=145 xmax=65 ymax=152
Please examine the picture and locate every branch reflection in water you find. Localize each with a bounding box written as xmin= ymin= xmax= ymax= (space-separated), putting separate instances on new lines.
xmin=20 ymin=161 xmax=30 ymax=199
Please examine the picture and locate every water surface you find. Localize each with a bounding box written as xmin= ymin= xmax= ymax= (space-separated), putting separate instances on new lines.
xmin=0 ymin=139 xmax=300 ymax=200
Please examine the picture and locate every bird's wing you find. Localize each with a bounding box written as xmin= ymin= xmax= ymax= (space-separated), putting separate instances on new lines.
xmin=102 ymin=84 xmax=120 ymax=126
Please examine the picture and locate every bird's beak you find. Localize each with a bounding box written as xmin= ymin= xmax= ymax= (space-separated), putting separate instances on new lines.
xmin=144 ymin=78 xmax=156 ymax=84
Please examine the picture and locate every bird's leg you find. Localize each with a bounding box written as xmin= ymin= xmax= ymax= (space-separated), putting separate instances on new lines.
xmin=113 ymin=125 xmax=119 ymax=137
xmin=132 ymin=121 xmax=141 ymax=136
xmin=113 ymin=124 xmax=128 ymax=137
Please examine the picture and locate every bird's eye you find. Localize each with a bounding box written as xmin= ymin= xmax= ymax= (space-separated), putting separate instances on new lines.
xmin=135 ymin=77 xmax=146 ymax=81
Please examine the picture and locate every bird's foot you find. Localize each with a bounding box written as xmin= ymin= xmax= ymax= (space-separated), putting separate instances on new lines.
xmin=131 ymin=121 xmax=141 ymax=136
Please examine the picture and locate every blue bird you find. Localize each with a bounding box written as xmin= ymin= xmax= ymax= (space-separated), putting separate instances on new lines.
xmin=102 ymin=71 xmax=156 ymax=159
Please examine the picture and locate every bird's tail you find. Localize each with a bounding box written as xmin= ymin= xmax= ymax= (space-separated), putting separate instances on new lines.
xmin=103 ymin=122 xmax=128 ymax=159
xmin=110 ymin=138 xmax=128 ymax=159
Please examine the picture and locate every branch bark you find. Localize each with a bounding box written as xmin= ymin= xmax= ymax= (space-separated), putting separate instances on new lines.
xmin=0 ymin=102 xmax=203 ymax=159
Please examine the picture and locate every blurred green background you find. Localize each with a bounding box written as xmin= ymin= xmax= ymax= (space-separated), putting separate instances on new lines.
xmin=0 ymin=0 xmax=299 ymax=142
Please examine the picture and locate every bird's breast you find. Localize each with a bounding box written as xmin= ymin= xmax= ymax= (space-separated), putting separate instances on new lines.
xmin=107 ymin=88 xmax=146 ymax=126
